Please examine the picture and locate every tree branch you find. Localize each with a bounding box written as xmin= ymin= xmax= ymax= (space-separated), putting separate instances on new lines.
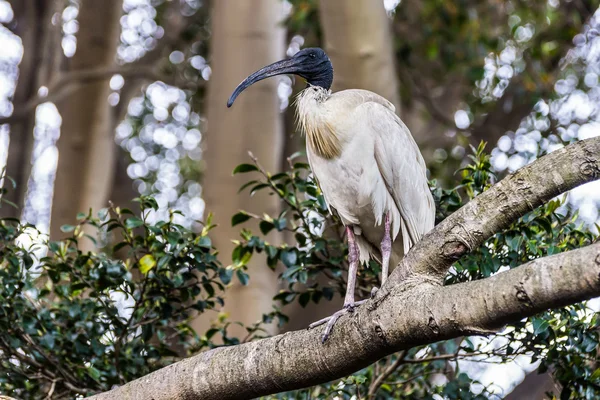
xmin=88 ymin=137 xmax=600 ymax=400
xmin=0 ymin=65 xmax=202 ymax=126
xmin=383 ymin=135 xmax=600 ymax=289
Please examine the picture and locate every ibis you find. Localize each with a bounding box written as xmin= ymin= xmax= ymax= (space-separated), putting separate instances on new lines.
xmin=227 ymin=48 xmax=435 ymax=342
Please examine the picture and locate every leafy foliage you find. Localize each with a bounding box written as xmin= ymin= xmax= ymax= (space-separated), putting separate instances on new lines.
xmin=0 ymin=197 xmax=241 ymax=398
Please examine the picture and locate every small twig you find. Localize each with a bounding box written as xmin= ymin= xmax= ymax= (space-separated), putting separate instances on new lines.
xmin=385 ymin=368 xmax=452 ymax=386
xmin=367 ymin=350 xmax=406 ymax=398
xmin=44 ymin=379 xmax=57 ymax=400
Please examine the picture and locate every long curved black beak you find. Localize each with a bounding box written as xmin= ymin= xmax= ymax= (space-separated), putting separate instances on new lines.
xmin=227 ymin=58 xmax=298 ymax=107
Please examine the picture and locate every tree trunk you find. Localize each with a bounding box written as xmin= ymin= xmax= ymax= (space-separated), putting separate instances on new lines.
xmin=2 ymin=0 xmax=60 ymax=217
xmin=318 ymin=0 xmax=401 ymax=113
xmin=505 ymin=370 xmax=560 ymax=400
xmin=191 ymin=0 xmax=286 ymax=337
xmin=50 ymin=0 xmax=122 ymax=241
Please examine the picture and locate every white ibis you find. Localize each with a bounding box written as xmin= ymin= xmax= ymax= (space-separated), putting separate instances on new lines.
xmin=227 ymin=48 xmax=435 ymax=342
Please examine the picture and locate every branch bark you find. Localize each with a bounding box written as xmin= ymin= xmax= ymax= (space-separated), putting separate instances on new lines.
xmin=89 ymin=136 xmax=600 ymax=399
xmin=383 ymin=135 xmax=600 ymax=289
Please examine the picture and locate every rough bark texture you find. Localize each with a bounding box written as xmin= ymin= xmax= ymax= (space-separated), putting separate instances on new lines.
xmin=191 ymin=0 xmax=285 ymax=337
xmin=318 ymin=0 xmax=401 ymax=113
xmin=50 ymin=0 xmax=122 ymax=241
xmin=89 ymin=136 xmax=600 ymax=400
xmin=383 ymin=136 xmax=600 ymax=291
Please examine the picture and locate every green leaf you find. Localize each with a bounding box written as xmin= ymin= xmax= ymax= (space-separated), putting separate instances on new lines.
xmin=219 ymin=268 xmax=233 ymax=285
xmin=139 ymin=254 xmax=157 ymax=274
xmin=532 ymin=317 xmax=550 ymax=335
xmin=203 ymin=283 xmax=215 ymax=297
xmin=280 ymin=250 xmax=297 ymax=268
xmin=232 ymin=211 xmax=251 ymax=226
xmin=322 ymin=287 xmax=334 ymax=300
xmin=232 ymin=164 xmax=259 ymax=174
xmin=273 ymin=218 xmax=287 ymax=231
xmin=125 ymin=217 xmax=144 ymax=229
xmin=299 ymin=292 xmax=310 ymax=308
xmin=259 ymin=220 xmax=275 ymax=235
xmin=293 ymin=162 xmax=310 ymax=170
xmin=282 ymin=266 xmax=302 ymax=280
xmin=238 ymin=180 xmax=258 ymax=193
xmin=157 ymin=255 xmax=171 ymax=269
xmin=250 ymin=183 xmax=270 ymax=196
xmin=97 ymin=208 xmax=109 ymax=220
xmin=236 ymin=270 xmax=249 ymax=285
xmin=113 ymin=241 xmax=128 ymax=253
xmin=87 ymin=366 xmax=101 ymax=381
xmin=60 ymin=224 xmax=76 ymax=233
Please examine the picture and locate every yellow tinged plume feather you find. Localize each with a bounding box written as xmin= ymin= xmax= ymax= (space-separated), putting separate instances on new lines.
xmin=294 ymin=89 xmax=341 ymax=159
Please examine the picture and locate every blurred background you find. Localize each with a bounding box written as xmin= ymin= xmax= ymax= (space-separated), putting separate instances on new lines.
xmin=1 ymin=0 xmax=600 ymax=398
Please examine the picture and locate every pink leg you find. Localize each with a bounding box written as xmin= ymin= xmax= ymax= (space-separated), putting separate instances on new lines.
xmin=344 ymin=226 xmax=359 ymax=307
xmin=380 ymin=212 xmax=392 ymax=287
xmin=309 ymin=225 xmax=366 ymax=343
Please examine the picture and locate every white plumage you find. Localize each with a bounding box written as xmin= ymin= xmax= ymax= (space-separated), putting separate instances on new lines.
xmin=296 ymin=86 xmax=435 ymax=270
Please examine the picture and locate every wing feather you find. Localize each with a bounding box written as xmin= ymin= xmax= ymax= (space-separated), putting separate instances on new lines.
xmin=356 ymin=101 xmax=435 ymax=247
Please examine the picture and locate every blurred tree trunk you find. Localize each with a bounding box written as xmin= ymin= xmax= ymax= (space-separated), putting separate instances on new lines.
xmin=191 ymin=0 xmax=285 ymax=337
xmin=318 ymin=0 xmax=401 ymax=114
xmin=50 ymin=0 xmax=122 ymax=241
xmin=505 ymin=370 xmax=560 ymax=399
xmin=2 ymin=0 xmax=60 ymax=218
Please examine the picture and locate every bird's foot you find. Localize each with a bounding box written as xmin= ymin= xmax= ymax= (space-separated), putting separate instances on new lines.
xmin=308 ymin=299 xmax=367 ymax=343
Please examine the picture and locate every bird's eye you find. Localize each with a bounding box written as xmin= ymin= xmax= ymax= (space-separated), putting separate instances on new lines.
xmin=309 ymin=53 xmax=316 ymax=58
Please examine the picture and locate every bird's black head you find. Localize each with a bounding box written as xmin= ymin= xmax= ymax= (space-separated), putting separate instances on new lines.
xmin=227 ymin=47 xmax=333 ymax=107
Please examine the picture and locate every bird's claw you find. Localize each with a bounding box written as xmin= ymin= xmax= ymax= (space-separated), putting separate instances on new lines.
xmin=370 ymin=287 xmax=379 ymax=298
xmin=308 ymin=299 xmax=367 ymax=343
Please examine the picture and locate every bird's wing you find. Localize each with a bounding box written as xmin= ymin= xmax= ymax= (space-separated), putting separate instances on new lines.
xmin=356 ymin=101 xmax=435 ymax=246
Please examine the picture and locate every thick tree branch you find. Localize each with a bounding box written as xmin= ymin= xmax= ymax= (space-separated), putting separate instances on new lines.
xmin=88 ymin=137 xmax=600 ymax=400
xmin=383 ymin=136 xmax=600 ymax=290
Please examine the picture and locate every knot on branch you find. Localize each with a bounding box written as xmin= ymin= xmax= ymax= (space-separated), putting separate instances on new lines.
xmin=441 ymin=240 xmax=468 ymax=261
xmin=374 ymin=324 xmax=387 ymax=344
xmin=515 ymin=287 xmax=533 ymax=307
xmin=580 ymin=159 xmax=599 ymax=178
xmin=427 ymin=317 xmax=440 ymax=335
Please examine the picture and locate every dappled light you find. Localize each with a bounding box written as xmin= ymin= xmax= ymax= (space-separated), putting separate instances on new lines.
xmin=0 ymin=1 xmax=600 ymax=399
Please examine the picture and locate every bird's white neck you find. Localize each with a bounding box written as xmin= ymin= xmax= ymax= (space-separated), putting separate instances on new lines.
xmin=295 ymin=86 xmax=341 ymax=159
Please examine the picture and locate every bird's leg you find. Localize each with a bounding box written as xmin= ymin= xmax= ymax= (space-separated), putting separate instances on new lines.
xmin=344 ymin=225 xmax=359 ymax=308
xmin=371 ymin=212 xmax=391 ymax=298
xmin=309 ymin=226 xmax=366 ymax=343
xmin=380 ymin=212 xmax=392 ymax=287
